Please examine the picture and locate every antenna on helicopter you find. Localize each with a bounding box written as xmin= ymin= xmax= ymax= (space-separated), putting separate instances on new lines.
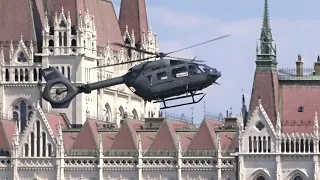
xmin=90 ymin=35 xmax=230 ymax=69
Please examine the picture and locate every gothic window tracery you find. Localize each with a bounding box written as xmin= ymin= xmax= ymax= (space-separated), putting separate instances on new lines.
xmin=104 ymin=103 xmax=112 ymax=122
xmin=12 ymin=100 xmax=34 ymax=132
xmin=17 ymin=52 xmax=27 ymax=62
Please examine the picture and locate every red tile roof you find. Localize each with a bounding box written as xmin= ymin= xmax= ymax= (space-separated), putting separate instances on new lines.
xmin=281 ymin=85 xmax=320 ymax=133
xmin=111 ymin=119 xmax=143 ymax=150
xmin=0 ymin=120 xmax=15 ymax=149
xmin=119 ymin=0 xmax=148 ymax=43
xmin=187 ymin=120 xmax=218 ymax=150
xmin=249 ymin=71 xmax=279 ymax=126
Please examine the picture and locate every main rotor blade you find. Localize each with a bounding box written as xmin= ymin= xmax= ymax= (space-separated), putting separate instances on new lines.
xmin=165 ymin=35 xmax=230 ymax=56
xmin=167 ymin=55 xmax=205 ymax=62
xmin=112 ymin=43 xmax=156 ymax=55
xmin=91 ymin=56 xmax=155 ymax=69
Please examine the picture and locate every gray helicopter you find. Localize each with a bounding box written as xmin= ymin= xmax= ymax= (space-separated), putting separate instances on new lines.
xmin=40 ymin=35 xmax=229 ymax=109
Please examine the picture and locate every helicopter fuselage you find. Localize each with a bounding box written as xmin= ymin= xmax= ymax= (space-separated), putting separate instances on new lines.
xmin=123 ymin=59 xmax=221 ymax=101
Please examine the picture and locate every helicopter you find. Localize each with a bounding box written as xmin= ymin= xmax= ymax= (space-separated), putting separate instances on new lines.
xmin=40 ymin=35 xmax=230 ymax=109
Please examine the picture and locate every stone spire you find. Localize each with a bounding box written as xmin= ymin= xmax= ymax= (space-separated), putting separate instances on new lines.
xmin=256 ymin=0 xmax=277 ymax=62
xmin=249 ymin=0 xmax=279 ymax=126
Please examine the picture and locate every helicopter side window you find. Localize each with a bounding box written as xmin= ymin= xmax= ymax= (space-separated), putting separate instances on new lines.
xmin=157 ymin=72 xmax=167 ymax=80
xmin=189 ymin=65 xmax=202 ymax=75
xmin=147 ymin=75 xmax=152 ymax=83
xmin=172 ymin=66 xmax=188 ymax=78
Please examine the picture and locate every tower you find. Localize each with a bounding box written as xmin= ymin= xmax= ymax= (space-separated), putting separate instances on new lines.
xmin=248 ymin=0 xmax=279 ymax=126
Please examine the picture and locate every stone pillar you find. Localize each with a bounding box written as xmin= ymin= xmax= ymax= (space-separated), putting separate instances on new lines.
xmin=217 ymin=136 xmax=222 ymax=179
xmin=98 ymin=134 xmax=104 ymax=180
xmin=276 ymin=155 xmax=282 ymax=180
xmin=314 ymin=112 xmax=319 ymax=180
xmin=177 ymin=137 xmax=182 ymax=180
xmin=11 ymin=122 xmax=19 ymax=180
xmin=238 ymin=155 xmax=244 ymax=180
xmin=296 ymin=54 xmax=303 ymax=77
xmin=56 ymin=122 xmax=65 ymax=180
xmin=137 ymin=135 xmax=143 ymax=180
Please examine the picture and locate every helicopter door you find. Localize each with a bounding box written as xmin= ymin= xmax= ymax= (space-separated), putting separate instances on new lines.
xmin=171 ymin=66 xmax=190 ymax=88
xmin=152 ymin=70 xmax=173 ymax=93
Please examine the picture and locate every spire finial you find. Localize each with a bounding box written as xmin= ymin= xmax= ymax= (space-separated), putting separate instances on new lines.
xmin=262 ymin=0 xmax=271 ymax=31
xmin=259 ymin=0 xmax=273 ymax=42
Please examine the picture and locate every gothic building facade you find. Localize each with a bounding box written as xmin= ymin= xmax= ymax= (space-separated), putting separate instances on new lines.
xmin=0 ymin=0 xmax=317 ymax=179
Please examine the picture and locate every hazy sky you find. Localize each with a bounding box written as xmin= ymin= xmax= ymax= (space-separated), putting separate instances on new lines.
xmin=113 ymin=0 xmax=320 ymax=123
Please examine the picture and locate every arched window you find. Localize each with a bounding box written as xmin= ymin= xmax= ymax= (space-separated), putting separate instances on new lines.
xmin=132 ymin=109 xmax=139 ymax=120
xmin=19 ymin=69 xmax=23 ymax=81
xmin=256 ymin=176 xmax=265 ymax=180
xmin=14 ymin=69 xmax=18 ymax=81
xmin=33 ymin=68 xmax=38 ymax=81
xmin=5 ymin=69 xmax=9 ymax=81
xmin=25 ymin=69 xmax=29 ymax=81
xmin=59 ymin=32 xmax=62 ymax=46
xmin=67 ymin=66 xmax=71 ymax=80
xmin=24 ymin=143 xmax=28 ymax=157
xmin=104 ymin=103 xmax=112 ymax=122
xmin=12 ymin=100 xmax=34 ymax=132
xmin=30 ymin=132 xmax=35 ymax=157
xmin=48 ymin=144 xmax=52 ymax=157
xmin=294 ymin=176 xmax=303 ymax=180
xmin=63 ymin=32 xmax=67 ymax=46
xmin=119 ymin=106 xmax=125 ymax=119
xmin=42 ymin=132 xmax=46 ymax=157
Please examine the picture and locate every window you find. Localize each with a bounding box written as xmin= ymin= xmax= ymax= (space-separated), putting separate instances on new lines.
xmin=147 ymin=75 xmax=152 ymax=83
xmin=17 ymin=52 xmax=27 ymax=62
xmin=189 ymin=65 xmax=202 ymax=75
xmin=256 ymin=176 xmax=265 ymax=180
xmin=172 ymin=67 xmax=188 ymax=78
xmin=294 ymin=176 xmax=303 ymax=180
xmin=157 ymin=72 xmax=167 ymax=80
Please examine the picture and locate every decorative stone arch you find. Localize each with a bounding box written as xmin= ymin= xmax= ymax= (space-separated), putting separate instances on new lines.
xmin=104 ymin=103 xmax=112 ymax=122
xmin=12 ymin=99 xmax=34 ymax=132
xmin=249 ymin=169 xmax=272 ymax=180
xmin=287 ymin=169 xmax=308 ymax=180
xmin=132 ymin=109 xmax=139 ymax=120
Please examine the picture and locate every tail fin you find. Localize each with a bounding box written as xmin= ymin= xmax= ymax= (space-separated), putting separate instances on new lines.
xmin=40 ymin=67 xmax=79 ymax=108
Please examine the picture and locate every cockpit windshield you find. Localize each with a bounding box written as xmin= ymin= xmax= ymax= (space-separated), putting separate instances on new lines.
xmin=198 ymin=64 xmax=212 ymax=73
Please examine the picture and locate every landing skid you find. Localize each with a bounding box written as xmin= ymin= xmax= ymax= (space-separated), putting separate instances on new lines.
xmin=154 ymin=92 xmax=206 ymax=110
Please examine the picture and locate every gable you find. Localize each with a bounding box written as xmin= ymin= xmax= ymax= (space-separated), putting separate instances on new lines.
xmin=110 ymin=120 xmax=137 ymax=150
xmin=243 ymin=103 xmax=276 ymax=138
xmin=19 ymin=104 xmax=57 ymax=157
xmin=148 ymin=120 xmax=176 ymax=150
xmin=72 ymin=120 xmax=97 ymax=150
xmin=187 ymin=120 xmax=216 ymax=150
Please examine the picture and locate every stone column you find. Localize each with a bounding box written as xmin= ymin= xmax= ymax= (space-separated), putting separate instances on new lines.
xmin=217 ymin=136 xmax=222 ymax=179
xmin=98 ymin=134 xmax=104 ymax=180
xmin=177 ymin=137 xmax=182 ymax=180
xmin=137 ymin=135 xmax=143 ymax=180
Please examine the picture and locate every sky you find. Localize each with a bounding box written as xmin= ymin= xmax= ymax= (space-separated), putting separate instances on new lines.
xmin=113 ymin=0 xmax=320 ymax=124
